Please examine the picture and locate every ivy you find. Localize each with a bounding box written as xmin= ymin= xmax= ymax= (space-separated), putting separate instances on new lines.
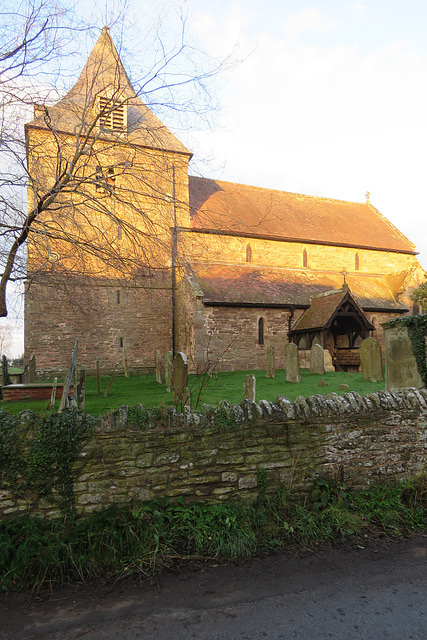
xmin=0 ymin=409 xmax=96 ymax=518
xmin=386 ymin=315 xmax=427 ymax=387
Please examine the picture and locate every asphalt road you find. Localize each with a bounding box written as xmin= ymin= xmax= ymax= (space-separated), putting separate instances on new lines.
xmin=1 ymin=535 xmax=426 ymax=640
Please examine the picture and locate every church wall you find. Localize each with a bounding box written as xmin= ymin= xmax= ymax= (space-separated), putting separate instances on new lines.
xmin=194 ymin=305 xmax=293 ymax=372
xmin=24 ymin=277 xmax=173 ymax=377
xmin=189 ymin=231 xmax=421 ymax=279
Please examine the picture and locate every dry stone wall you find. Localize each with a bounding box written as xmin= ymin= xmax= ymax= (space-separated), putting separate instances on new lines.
xmin=1 ymin=388 xmax=426 ymax=519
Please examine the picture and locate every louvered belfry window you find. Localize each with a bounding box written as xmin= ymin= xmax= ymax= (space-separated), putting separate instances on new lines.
xmin=98 ymin=96 xmax=125 ymax=131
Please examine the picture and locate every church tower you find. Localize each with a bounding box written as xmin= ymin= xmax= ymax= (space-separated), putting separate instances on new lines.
xmin=25 ymin=27 xmax=192 ymax=375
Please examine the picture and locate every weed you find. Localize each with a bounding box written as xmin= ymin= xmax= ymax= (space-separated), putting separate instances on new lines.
xmin=0 ymin=477 xmax=425 ymax=593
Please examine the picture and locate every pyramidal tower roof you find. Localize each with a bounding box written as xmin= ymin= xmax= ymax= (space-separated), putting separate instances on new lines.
xmin=27 ymin=26 xmax=191 ymax=156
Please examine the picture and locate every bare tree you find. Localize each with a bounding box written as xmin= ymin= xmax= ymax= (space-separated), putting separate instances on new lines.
xmin=0 ymin=2 xmax=233 ymax=318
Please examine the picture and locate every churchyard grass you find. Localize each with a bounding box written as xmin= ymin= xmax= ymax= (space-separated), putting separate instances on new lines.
xmin=0 ymin=369 xmax=384 ymax=416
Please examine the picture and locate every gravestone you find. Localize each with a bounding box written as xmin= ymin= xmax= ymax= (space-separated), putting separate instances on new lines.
xmin=155 ymin=350 xmax=163 ymax=384
xmin=360 ymin=337 xmax=384 ymax=382
xmin=244 ymin=374 xmax=256 ymax=402
xmin=46 ymin=377 xmax=58 ymax=410
xmin=384 ymin=325 xmax=424 ymax=391
xmin=173 ymin=352 xmax=189 ymax=406
xmin=29 ymin=355 xmax=36 ymax=383
xmin=284 ymin=343 xmax=300 ymax=383
xmin=1 ymin=355 xmax=10 ymax=386
xmin=164 ymin=351 xmax=173 ymax=391
xmin=324 ymin=349 xmax=335 ymax=372
xmin=58 ymin=340 xmax=78 ymax=412
xmin=266 ymin=343 xmax=275 ymax=378
xmin=310 ymin=343 xmax=325 ymax=374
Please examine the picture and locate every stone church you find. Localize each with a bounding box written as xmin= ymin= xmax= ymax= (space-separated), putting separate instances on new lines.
xmin=24 ymin=28 xmax=425 ymax=376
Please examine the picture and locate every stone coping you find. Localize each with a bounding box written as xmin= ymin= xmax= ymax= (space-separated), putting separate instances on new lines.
xmin=95 ymin=387 xmax=427 ymax=433
xmin=3 ymin=383 xmax=62 ymax=389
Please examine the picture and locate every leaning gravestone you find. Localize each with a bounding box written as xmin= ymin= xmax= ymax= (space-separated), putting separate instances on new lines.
xmin=173 ymin=352 xmax=189 ymax=406
xmin=284 ymin=342 xmax=300 ymax=383
xmin=324 ymin=349 xmax=335 ymax=372
xmin=29 ymin=354 xmax=36 ymax=383
xmin=244 ymin=374 xmax=256 ymax=402
xmin=384 ymin=325 xmax=423 ymax=391
xmin=360 ymin=337 xmax=384 ymax=382
xmin=310 ymin=343 xmax=325 ymax=375
xmin=155 ymin=350 xmax=163 ymax=384
xmin=164 ymin=350 xmax=173 ymax=392
xmin=266 ymin=343 xmax=275 ymax=378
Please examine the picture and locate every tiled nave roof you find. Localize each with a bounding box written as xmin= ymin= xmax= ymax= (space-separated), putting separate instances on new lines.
xmin=189 ymin=176 xmax=416 ymax=254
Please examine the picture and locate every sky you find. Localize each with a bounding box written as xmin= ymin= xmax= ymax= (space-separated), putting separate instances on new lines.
xmin=2 ymin=0 xmax=427 ymax=356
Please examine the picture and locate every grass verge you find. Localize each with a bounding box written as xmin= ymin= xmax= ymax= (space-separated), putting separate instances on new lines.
xmin=1 ymin=475 xmax=425 ymax=593
xmin=0 ymin=369 xmax=385 ymax=416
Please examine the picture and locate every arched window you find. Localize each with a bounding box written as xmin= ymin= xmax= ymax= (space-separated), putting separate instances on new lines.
xmin=303 ymin=249 xmax=308 ymax=267
xmin=258 ymin=317 xmax=264 ymax=345
xmin=355 ymin=253 xmax=360 ymax=270
xmin=117 ymin=290 xmax=120 ymax=305
xmin=412 ymin=303 xmax=420 ymax=315
xmin=246 ymin=244 xmax=252 ymax=263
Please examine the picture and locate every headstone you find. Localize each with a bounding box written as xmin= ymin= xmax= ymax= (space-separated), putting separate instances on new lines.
xmin=58 ymin=340 xmax=78 ymax=412
xmin=29 ymin=354 xmax=36 ymax=383
xmin=164 ymin=350 xmax=173 ymax=392
xmin=310 ymin=343 xmax=325 ymax=374
xmin=173 ymin=352 xmax=189 ymax=406
xmin=244 ymin=374 xmax=256 ymax=402
xmin=155 ymin=350 xmax=163 ymax=384
xmin=324 ymin=349 xmax=335 ymax=372
xmin=23 ymin=364 xmax=28 ymax=384
xmin=339 ymin=384 xmax=350 ymax=391
xmin=384 ymin=325 xmax=424 ymax=392
xmin=284 ymin=343 xmax=300 ymax=383
xmin=318 ymin=379 xmax=328 ymax=387
xmin=1 ymin=355 xmax=10 ymax=386
xmin=46 ymin=377 xmax=58 ymax=410
xmin=266 ymin=343 xmax=275 ymax=378
xmin=360 ymin=337 xmax=384 ymax=382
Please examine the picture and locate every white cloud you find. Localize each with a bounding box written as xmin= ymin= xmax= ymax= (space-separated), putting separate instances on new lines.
xmin=354 ymin=2 xmax=366 ymax=17
xmin=282 ymin=7 xmax=335 ymax=40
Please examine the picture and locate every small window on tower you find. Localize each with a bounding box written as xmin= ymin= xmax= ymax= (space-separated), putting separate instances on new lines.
xmin=95 ymin=166 xmax=115 ymax=194
xmin=303 ymin=249 xmax=308 ymax=268
xmin=117 ymin=290 xmax=120 ymax=304
xmin=246 ymin=244 xmax=252 ymax=263
xmin=98 ymin=96 xmax=126 ymax=132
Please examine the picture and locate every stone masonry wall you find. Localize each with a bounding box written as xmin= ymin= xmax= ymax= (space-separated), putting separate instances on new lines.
xmin=1 ymin=388 xmax=426 ymax=519
xmin=25 ymin=276 xmax=173 ymax=377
